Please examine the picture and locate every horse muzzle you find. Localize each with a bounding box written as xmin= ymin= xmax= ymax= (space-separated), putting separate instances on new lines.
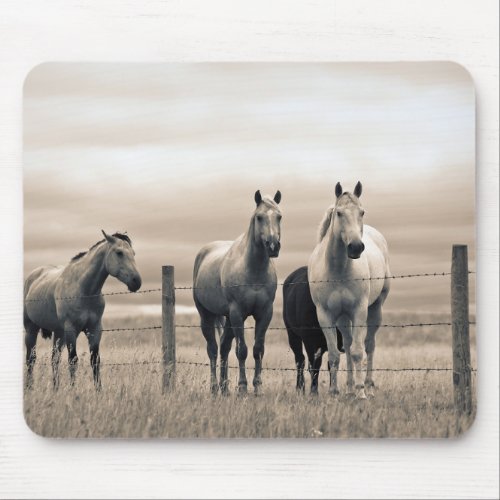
xmin=347 ymin=241 xmax=365 ymax=259
xmin=265 ymin=240 xmax=281 ymax=258
xmin=127 ymin=275 xmax=142 ymax=292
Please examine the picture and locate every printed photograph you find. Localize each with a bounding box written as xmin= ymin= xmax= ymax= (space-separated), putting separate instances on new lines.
xmin=23 ymin=62 xmax=476 ymax=438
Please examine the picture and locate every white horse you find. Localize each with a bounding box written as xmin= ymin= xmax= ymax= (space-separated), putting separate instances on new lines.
xmin=193 ymin=190 xmax=282 ymax=395
xmin=24 ymin=231 xmax=142 ymax=389
xmin=308 ymin=182 xmax=390 ymax=399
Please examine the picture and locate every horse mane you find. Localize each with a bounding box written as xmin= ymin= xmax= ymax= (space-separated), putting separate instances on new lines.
xmin=71 ymin=251 xmax=88 ymax=261
xmin=258 ymin=197 xmax=281 ymax=211
xmin=317 ymin=206 xmax=335 ymax=242
xmin=317 ymin=192 xmax=361 ymax=242
xmin=71 ymin=232 xmax=132 ymax=262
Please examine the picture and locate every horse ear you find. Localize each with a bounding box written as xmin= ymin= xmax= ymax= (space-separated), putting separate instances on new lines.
xmin=354 ymin=181 xmax=362 ymax=198
xmin=273 ymin=190 xmax=281 ymax=204
xmin=254 ymin=190 xmax=262 ymax=205
xmin=101 ymin=230 xmax=115 ymax=244
xmin=335 ymin=182 xmax=343 ymax=198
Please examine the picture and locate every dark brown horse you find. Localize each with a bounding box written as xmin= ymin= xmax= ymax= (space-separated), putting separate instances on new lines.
xmin=283 ymin=266 xmax=343 ymax=394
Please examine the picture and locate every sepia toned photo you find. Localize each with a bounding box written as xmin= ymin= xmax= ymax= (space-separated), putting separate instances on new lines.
xmin=23 ymin=62 xmax=476 ymax=438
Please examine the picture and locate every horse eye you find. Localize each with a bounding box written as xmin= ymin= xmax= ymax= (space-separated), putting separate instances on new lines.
xmin=337 ymin=211 xmax=343 ymax=217
xmin=116 ymin=250 xmax=124 ymax=257
xmin=361 ymin=210 xmax=365 ymax=216
xmin=256 ymin=215 xmax=263 ymax=222
xmin=277 ymin=214 xmax=282 ymax=221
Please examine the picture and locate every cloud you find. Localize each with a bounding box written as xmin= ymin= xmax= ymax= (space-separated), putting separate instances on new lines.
xmin=23 ymin=63 xmax=475 ymax=314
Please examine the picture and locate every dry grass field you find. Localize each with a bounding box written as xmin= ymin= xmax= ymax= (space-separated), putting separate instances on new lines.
xmin=24 ymin=310 xmax=476 ymax=438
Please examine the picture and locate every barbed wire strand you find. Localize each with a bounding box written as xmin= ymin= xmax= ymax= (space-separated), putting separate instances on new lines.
xmin=26 ymin=319 xmax=476 ymax=335
xmin=176 ymin=271 xmax=477 ymax=291
xmin=102 ymin=325 xmax=162 ymax=332
xmin=175 ymin=322 xmax=476 ymax=330
xmin=98 ymin=321 xmax=476 ymax=333
xmin=175 ymin=360 xmax=478 ymax=373
xmin=25 ymin=287 xmax=162 ymax=303
xmin=24 ymin=270 xmax=476 ymax=302
xmin=35 ymin=358 xmax=477 ymax=372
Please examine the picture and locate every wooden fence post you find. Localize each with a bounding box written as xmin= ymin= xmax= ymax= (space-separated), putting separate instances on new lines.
xmin=451 ymin=244 xmax=472 ymax=416
xmin=162 ymin=265 xmax=176 ymax=392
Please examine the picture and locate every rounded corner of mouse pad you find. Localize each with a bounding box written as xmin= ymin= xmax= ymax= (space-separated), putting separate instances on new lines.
xmin=22 ymin=62 xmax=476 ymax=439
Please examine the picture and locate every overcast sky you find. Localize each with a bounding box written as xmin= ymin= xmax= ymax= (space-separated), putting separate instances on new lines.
xmin=24 ymin=62 xmax=475 ymax=315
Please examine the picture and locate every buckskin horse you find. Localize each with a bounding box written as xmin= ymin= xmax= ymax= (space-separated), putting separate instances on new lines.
xmin=24 ymin=231 xmax=142 ymax=389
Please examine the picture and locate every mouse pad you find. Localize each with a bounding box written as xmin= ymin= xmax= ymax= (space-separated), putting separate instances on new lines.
xmin=23 ymin=62 xmax=476 ymax=438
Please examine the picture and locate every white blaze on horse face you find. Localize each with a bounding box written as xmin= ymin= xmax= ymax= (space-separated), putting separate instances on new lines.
xmin=105 ymin=241 xmax=142 ymax=292
xmin=267 ymin=209 xmax=278 ymax=248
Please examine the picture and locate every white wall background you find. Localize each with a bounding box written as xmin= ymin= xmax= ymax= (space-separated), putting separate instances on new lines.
xmin=0 ymin=1 xmax=498 ymax=499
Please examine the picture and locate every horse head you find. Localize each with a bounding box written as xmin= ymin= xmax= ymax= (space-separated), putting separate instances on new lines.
xmin=253 ymin=190 xmax=282 ymax=258
xmin=101 ymin=230 xmax=142 ymax=291
xmin=334 ymin=181 xmax=365 ymax=259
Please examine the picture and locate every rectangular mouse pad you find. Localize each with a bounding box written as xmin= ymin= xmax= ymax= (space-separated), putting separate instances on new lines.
xmin=23 ymin=62 xmax=476 ymax=438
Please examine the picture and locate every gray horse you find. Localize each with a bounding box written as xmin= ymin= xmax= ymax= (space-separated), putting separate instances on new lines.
xmin=24 ymin=231 xmax=142 ymax=389
xmin=193 ymin=190 xmax=282 ymax=395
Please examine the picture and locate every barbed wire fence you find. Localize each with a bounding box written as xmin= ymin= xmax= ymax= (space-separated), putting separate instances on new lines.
xmin=27 ymin=245 xmax=475 ymax=416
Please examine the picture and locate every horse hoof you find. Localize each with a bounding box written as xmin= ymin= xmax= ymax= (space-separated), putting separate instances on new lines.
xmin=366 ymin=387 xmax=375 ymax=398
xmin=237 ymin=385 xmax=248 ymax=396
xmin=253 ymin=382 xmax=262 ymax=394
xmin=329 ymin=389 xmax=340 ymax=397
xmin=356 ymin=390 xmax=367 ymax=400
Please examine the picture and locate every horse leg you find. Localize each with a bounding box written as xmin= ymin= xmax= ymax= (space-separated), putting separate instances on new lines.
xmin=229 ymin=305 xmax=247 ymax=394
xmin=316 ymin=307 xmax=341 ymax=396
xmin=253 ymin=305 xmax=273 ymax=395
xmin=24 ymin=322 xmax=39 ymax=389
xmin=351 ymin=307 xmax=369 ymax=400
xmin=309 ymin=347 xmax=323 ymax=395
xmin=199 ymin=311 xmax=218 ymax=395
xmin=52 ymin=331 xmax=64 ymax=390
xmin=64 ymin=324 xmax=79 ymax=386
xmin=337 ymin=317 xmax=354 ymax=396
xmin=286 ymin=327 xmax=305 ymax=393
xmin=365 ymin=300 xmax=382 ymax=398
xmin=87 ymin=325 xmax=102 ymax=390
xmin=345 ymin=347 xmax=354 ymax=396
xmin=219 ymin=317 xmax=234 ymax=395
